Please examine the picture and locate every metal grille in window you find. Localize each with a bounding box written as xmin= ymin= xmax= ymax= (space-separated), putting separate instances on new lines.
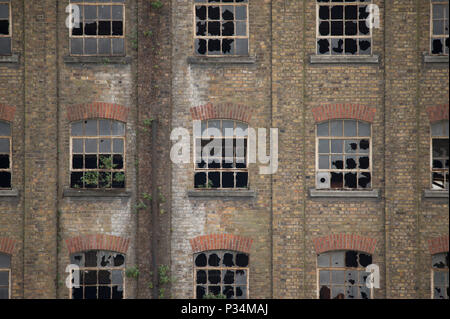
xmin=317 ymin=250 xmax=373 ymax=299
xmin=70 ymin=119 xmax=126 ymax=189
xmin=0 ymin=253 xmax=11 ymax=299
xmin=0 ymin=121 xmax=11 ymax=189
xmin=194 ymin=250 xmax=249 ymax=299
xmin=194 ymin=119 xmax=249 ymax=189
xmin=316 ymin=0 xmax=372 ymax=56
xmin=70 ymin=250 xmax=125 ymax=299
xmin=431 ymin=0 xmax=449 ymax=55
xmin=432 ymin=252 xmax=449 ymax=299
xmin=194 ymin=0 xmax=249 ymax=56
xmin=0 ymin=1 xmax=11 ymax=55
xmin=316 ymin=120 xmax=371 ymax=190
xmin=431 ymin=120 xmax=449 ymax=190
xmin=69 ymin=1 xmax=125 ymax=56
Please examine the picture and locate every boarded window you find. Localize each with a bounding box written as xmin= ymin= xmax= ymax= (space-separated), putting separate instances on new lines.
xmin=317 ymin=250 xmax=373 ymax=299
xmin=194 ymin=119 xmax=249 ymax=189
xmin=70 ymin=250 xmax=125 ymax=299
xmin=316 ymin=0 xmax=373 ymax=56
xmin=432 ymin=252 xmax=449 ymax=299
xmin=70 ymin=119 xmax=126 ymax=189
xmin=0 ymin=0 xmax=11 ymax=55
xmin=194 ymin=0 xmax=249 ymax=56
xmin=0 ymin=121 xmax=11 ymax=189
xmin=316 ymin=120 xmax=372 ymax=190
xmin=194 ymin=250 xmax=249 ymax=299
xmin=430 ymin=120 xmax=449 ymax=190
xmin=431 ymin=0 xmax=449 ymax=55
xmin=69 ymin=0 xmax=125 ymax=56
xmin=0 ymin=253 xmax=11 ymax=299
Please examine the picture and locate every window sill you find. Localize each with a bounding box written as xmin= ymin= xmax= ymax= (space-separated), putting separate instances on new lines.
xmin=187 ymin=189 xmax=256 ymax=198
xmin=310 ymin=54 xmax=379 ymax=64
xmin=309 ymin=188 xmax=380 ymax=198
xmin=0 ymin=189 xmax=19 ymax=197
xmin=187 ymin=55 xmax=256 ymax=65
xmin=0 ymin=54 xmax=19 ymax=63
xmin=63 ymin=56 xmax=131 ymax=64
xmin=423 ymin=189 xmax=449 ymax=199
xmin=63 ymin=188 xmax=131 ymax=198
xmin=423 ymin=55 xmax=449 ymax=64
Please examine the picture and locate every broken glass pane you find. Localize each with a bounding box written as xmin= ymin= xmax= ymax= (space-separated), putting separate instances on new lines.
xmin=208 ymin=253 xmax=221 ymax=267
xmin=222 ymin=21 xmax=234 ymax=36
xmin=223 ymin=270 xmax=234 ymax=284
xmin=345 ymin=156 xmax=357 ymax=169
xmin=345 ymin=21 xmax=357 ymax=36
xmin=319 ymin=21 xmax=330 ymax=36
xmin=358 ymin=172 xmax=371 ymax=188
xmin=319 ymin=6 xmax=329 ymax=20
xmin=344 ymin=172 xmax=357 ymax=188
xmin=331 ymin=156 xmax=343 ymax=169
xmin=331 ymin=5 xmax=343 ymax=19
xmin=331 ymin=21 xmax=343 ymax=36
xmin=235 ymin=270 xmax=246 ymax=285
xmin=208 ymin=270 xmax=221 ymax=284
xmin=208 ymin=21 xmax=220 ymax=36
xmin=195 ymin=253 xmax=207 ymax=267
xmin=432 ymin=38 xmax=444 ymax=54
xmin=0 ymin=155 xmax=9 ymax=169
xmin=345 ymin=251 xmax=358 ymax=268
xmin=319 ymin=286 xmax=331 ymax=299
xmin=345 ymin=140 xmax=358 ymax=153
xmin=236 ymin=253 xmax=249 ymax=267
xmin=196 ymin=21 xmax=206 ymax=36
xmin=112 ymin=21 xmax=123 ymax=35
xmin=223 ymin=286 xmax=234 ymax=298
xmin=346 ymin=270 xmax=358 ymax=285
xmin=196 ymin=270 xmax=207 ymax=284
xmin=359 ymin=39 xmax=371 ymax=55
xmin=208 ymin=6 xmax=220 ymax=20
xmin=358 ymin=253 xmax=372 ymax=267
xmin=433 ymin=139 xmax=449 ymax=157
xmin=0 ymin=172 xmax=11 ymax=188
xmin=318 ymin=39 xmax=330 ymax=54
xmin=332 ymin=286 xmax=345 ymax=299
xmin=236 ymin=286 xmax=246 ymax=299
xmin=112 ymin=286 xmax=123 ymax=299
xmin=331 ymin=172 xmax=343 ymax=188
xmin=208 ymin=39 xmax=221 ymax=54
xmin=345 ymin=38 xmax=357 ymax=54
xmin=345 ymin=285 xmax=357 ymax=299
xmin=331 ymin=38 xmax=344 ymax=55
xmin=345 ymin=5 xmax=357 ymax=20
xmin=222 ymin=6 xmax=234 ymax=20
xmin=236 ymin=172 xmax=248 ymax=188
xmin=432 ymin=253 xmax=447 ymax=268
xmin=359 ymin=139 xmax=370 ymax=152
xmin=196 ymin=286 xmax=206 ymax=299
xmin=360 ymin=285 xmax=370 ymax=299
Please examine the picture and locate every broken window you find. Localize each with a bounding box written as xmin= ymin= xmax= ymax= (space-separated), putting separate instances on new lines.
xmin=0 ymin=253 xmax=10 ymax=299
xmin=70 ymin=119 xmax=126 ymax=189
xmin=69 ymin=1 xmax=125 ymax=56
xmin=194 ymin=119 xmax=249 ymax=189
xmin=431 ymin=0 xmax=449 ymax=55
xmin=318 ymin=250 xmax=373 ymax=299
xmin=0 ymin=121 xmax=11 ymax=189
xmin=316 ymin=0 xmax=373 ymax=56
xmin=0 ymin=0 xmax=11 ymax=55
xmin=432 ymin=252 xmax=449 ymax=299
xmin=194 ymin=0 xmax=249 ymax=56
xmin=194 ymin=250 xmax=249 ymax=299
xmin=70 ymin=250 xmax=125 ymax=299
xmin=431 ymin=120 xmax=449 ymax=190
xmin=316 ymin=120 xmax=372 ymax=190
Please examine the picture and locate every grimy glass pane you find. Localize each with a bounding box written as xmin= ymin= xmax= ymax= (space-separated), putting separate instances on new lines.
xmin=319 ymin=140 xmax=330 ymax=154
xmin=235 ymin=38 xmax=248 ymax=55
xmin=71 ymin=38 xmax=83 ymax=55
xmin=112 ymin=5 xmax=123 ymax=20
xmin=98 ymin=5 xmax=111 ymax=19
xmin=99 ymin=139 xmax=111 ymax=153
xmin=319 ymin=155 xmax=329 ymax=169
xmin=319 ymin=270 xmax=330 ymax=285
xmin=0 ymin=4 xmax=9 ymax=19
xmin=71 ymin=122 xmax=83 ymax=136
xmin=98 ymin=38 xmax=111 ymax=55
xmin=0 ymin=287 xmax=8 ymax=299
xmin=85 ymin=38 xmax=97 ymax=55
xmin=330 ymin=120 xmax=343 ymax=136
xmin=72 ymin=139 xmax=83 ymax=153
xmin=317 ymin=122 xmax=329 ymax=136
xmin=0 ymin=122 xmax=11 ymax=136
xmin=112 ymin=121 xmax=125 ymax=136
xmin=317 ymin=253 xmax=330 ymax=267
xmin=85 ymin=139 xmax=97 ymax=153
xmin=84 ymin=5 xmax=97 ymax=19
xmin=0 ymin=138 xmax=10 ymax=153
xmin=0 ymin=254 xmax=10 ymax=268
xmin=113 ymin=139 xmax=124 ymax=153
xmin=331 ymin=251 xmax=345 ymax=267
xmin=112 ymin=38 xmax=124 ymax=55
xmin=0 ymin=38 xmax=11 ymax=55
xmin=358 ymin=121 xmax=371 ymax=137
xmin=344 ymin=120 xmax=357 ymax=137
xmin=432 ymin=122 xmax=444 ymax=137
xmin=0 ymin=272 xmax=8 ymax=286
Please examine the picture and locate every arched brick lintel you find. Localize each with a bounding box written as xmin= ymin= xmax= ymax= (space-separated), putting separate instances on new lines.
xmin=426 ymin=104 xmax=449 ymax=123
xmin=312 ymin=104 xmax=376 ymax=123
xmin=0 ymin=237 xmax=16 ymax=255
xmin=66 ymin=102 xmax=130 ymax=123
xmin=0 ymin=104 xmax=16 ymax=122
xmin=428 ymin=235 xmax=449 ymax=255
xmin=313 ymin=234 xmax=377 ymax=255
xmin=190 ymin=103 xmax=252 ymax=123
xmin=65 ymin=234 xmax=130 ymax=255
xmin=190 ymin=234 xmax=253 ymax=254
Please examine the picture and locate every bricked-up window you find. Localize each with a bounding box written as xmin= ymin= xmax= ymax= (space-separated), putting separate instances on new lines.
xmin=0 ymin=1 xmax=11 ymax=55
xmin=318 ymin=250 xmax=372 ymax=299
xmin=69 ymin=0 xmax=125 ymax=56
xmin=316 ymin=120 xmax=371 ymax=190
xmin=70 ymin=250 xmax=125 ymax=299
xmin=0 ymin=121 xmax=11 ymax=189
xmin=0 ymin=253 xmax=10 ymax=299
xmin=194 ymin=250 xmax=249 ymax=299
xmin=316 ymin=0 xmax=373 ymax=56
xmin=194 ymin=0 xmax=249 ymax=56
xmin=432 ymin=252 xmax=449 ymax=299
xmin=431 ymin=0 xmax=449 ymax=55
xmin=431 ymin=120 xmax=449 ymax=190
xmin=194 ymin=120 xmax=248 ymax=189
xmin=70 ymin=119 xmax=126 ymax=189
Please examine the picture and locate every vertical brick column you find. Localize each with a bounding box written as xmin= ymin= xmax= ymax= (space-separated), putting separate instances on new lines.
xmin=23 ymin=0 xmax=58 ymax=298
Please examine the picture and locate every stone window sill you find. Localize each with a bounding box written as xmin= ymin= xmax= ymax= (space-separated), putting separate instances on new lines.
xmin=310 ymin=54 xmax=379 ymax=64
xmin=423 ymin=189 xmax=449 ymax=199
xmin=0 ymin=54 xmax=19 ymax=63
xmin=423 ymin=55 xmax=449 ymax=64
xmin=0 ymin=189 xmax=19 ymax=197
xmin=63 ymin=56 xmax=131 ymax=64
xmin=309 ymin=188 xmax=380 ymax=198
xmin=63 ymin=188 xmax=131 ymax=198
xmin=187 ymin=55 xmax=256 ymax=65
xmin=187 ymin=189 xmax=256 ymax=198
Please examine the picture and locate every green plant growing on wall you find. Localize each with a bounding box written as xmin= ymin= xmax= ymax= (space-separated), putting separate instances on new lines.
xmin=203 ymin=293 xmax=227 ymax=299
xmin=151 ymin=1 xmax=163 ymax=10
xmin=125 ymin=266 xmax=140 ymax=279
xmin=81 ymin=171 xmax=99 ymax=187
xmin=142 ymin=192 xmax=152 ymax=201
xmin=143 ymin=30 xmax=153 ymax=37
xmin=157 ymin=264 xmax=174 ymax=298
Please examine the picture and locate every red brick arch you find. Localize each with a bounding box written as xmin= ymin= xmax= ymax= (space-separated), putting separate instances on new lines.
xmin=0 ymin=237 xmax=16 ymax=255
xmin=312 ymin=234 xmax=377 ymax=255
xmin=428 ymin=235 xmax=449 ymax=255
xmin=66 ymin=102 xmax=129 ymax=123
xmin=190 ymin=103 xmax=252 ymax=123
xmin=190 ymin=234 xmax=253 ymax=254
xmin=0 ymin=104 xmax=16 ymax=122
xmin=426 ymin=104 xmax=449 ymax=123
xmin=312 ymin=104 xmax=376 ymax=123
xmin=65 ymin=234 xmax=130 ymax=255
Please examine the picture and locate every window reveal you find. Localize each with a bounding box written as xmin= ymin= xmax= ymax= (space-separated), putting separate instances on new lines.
xmin=0 ymin=121 xmax=11 ymax=189
xmin=431 ymin=120 xmax=449 ymax=190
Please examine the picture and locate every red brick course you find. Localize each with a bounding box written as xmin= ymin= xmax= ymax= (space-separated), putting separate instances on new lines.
xmin=66 ymin=102 xmax=130 ymax=123
xmin=313 ymin=234 xmax=377 ymax=255
xmin=190 ymin=234 xmax=253 ymax=254
xmin=0 ymin=237 xmax=16 ymax=255
xmin=426 ymin=104 xmax=449 ymax=123
xmin=0 ymin=104 xmax=16 ymax=122
xmin=312 ymin=104 xmax=376 ymax=123
xmin=190 ymin=103 xmax=252 ymax=123
xmin=428 ymin=235 xmax=449 ymax=255
xmin=65 ymin=234 xmax=130 ymax=255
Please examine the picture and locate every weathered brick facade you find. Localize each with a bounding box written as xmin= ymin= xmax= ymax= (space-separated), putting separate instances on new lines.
xmin=0 ymin=0 xmax=448 ymax=300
